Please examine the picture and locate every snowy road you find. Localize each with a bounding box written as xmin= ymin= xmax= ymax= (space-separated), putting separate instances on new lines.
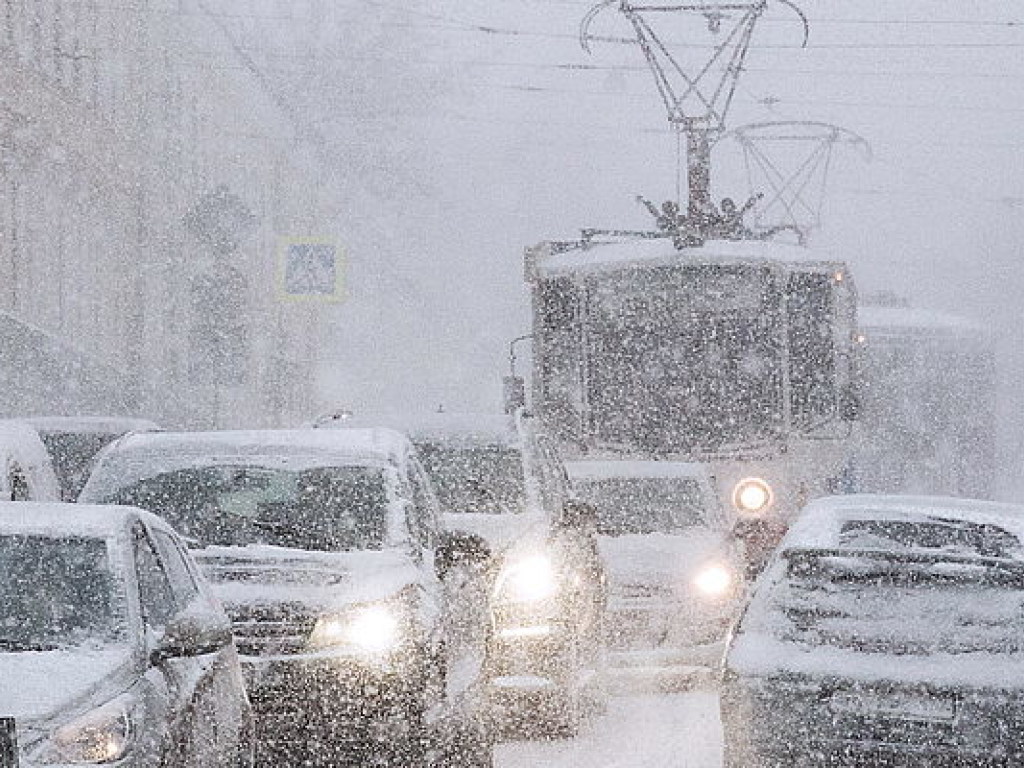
xmin=495 ymin=690 xmax=723 ymax=768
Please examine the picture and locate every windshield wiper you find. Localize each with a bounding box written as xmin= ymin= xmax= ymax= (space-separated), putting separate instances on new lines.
xmin=0 ymin=638 xmax=60 ymax=652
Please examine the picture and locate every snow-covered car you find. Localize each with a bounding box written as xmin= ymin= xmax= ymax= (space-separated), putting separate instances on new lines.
xmin=1 ymin=502 xmax=252 ymax=767
xmin=21 ymin=416 xmax=160 ymax=501
xmin=567 ymin=460 xmax=744 ymax=675
xmin=0 ymin=421 xmax=61 ymax=502
xmin=721 ymin=494 xmax=1024 ymax=768
xmin=317 ymin=412 xmax=607 ymax=736
xmin=78 ymin=428 xmax=491 ymax=767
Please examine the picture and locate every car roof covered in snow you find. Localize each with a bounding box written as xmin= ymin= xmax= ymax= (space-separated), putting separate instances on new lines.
xmin=530 ymin=237 xmax=845 ymax=279
xmin=0 ymin=501 xmax=172 ymax=539
xmin=315 ymin=411 xmax=522 ymax=448
xmin=565 ymin=460 xmax=712 ymax=481
xmin=22 ymin=416 xmax=161 ymax=436
xmin=0 ymin=419 xmax=48 ymax=443
xmin=79 ymin=428 xmax=412 ymax=501
xmin=784 ymin=494 xmax=1024 ymax=560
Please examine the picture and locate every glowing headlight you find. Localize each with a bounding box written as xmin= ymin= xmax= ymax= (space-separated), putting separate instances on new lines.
xmin=693 ymin=563 xmax=734 ymax=598
xmin=310 ymin=604 xmax=402 ymax=654
xmin=42 ymin=694 xmax=135 ymax=764
xmin=733 ymin=477 xmax=773 ymax=515
xmin=495 ymin=554 xmax=558 ymax=603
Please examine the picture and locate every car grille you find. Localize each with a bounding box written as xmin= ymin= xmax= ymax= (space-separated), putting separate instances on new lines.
xmin=613 ymin=581 xmax=675 ymax=602
xmin=227 ymin=602 xmax=319 ymax=657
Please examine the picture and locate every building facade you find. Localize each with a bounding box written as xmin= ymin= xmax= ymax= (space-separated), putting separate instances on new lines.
xmin=0 ymin=0 xmax=335 ymax=427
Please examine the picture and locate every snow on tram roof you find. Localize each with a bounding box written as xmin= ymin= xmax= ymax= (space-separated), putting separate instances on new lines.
xmin=531 ymin=236 xmax=844 ymax=278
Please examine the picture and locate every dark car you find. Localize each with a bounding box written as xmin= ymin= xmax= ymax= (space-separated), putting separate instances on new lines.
xmin=318 ymin=411 xmax=608 ymax=736
xmin=79 ymin=428 xmax=491 ymax=767
xmin=721 ymin=494 xmax=1024 ymax=768
xmin=3 ymin=502 xmax=252 ymax=767
xmin=20 ymin=416 xmax=160 ymax=501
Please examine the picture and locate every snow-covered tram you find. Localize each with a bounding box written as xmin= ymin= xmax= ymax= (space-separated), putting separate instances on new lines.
xmin=525 ymin=234 xmax=860 ymax=558
xmin=849 ymin=299 xmax=996 ymax=500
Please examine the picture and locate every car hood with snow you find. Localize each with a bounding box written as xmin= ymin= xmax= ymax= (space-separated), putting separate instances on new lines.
xmin=2 ymin=645 xmax=136 ymax=723
xmin=196 ymin=544 xmax=424 ymax=615
xmin=598 ymin=529 xmax=736 ymax=602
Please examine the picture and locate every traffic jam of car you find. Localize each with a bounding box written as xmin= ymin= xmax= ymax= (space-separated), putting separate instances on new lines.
xmin=0 ymin=406 xmax=1018 ymax=768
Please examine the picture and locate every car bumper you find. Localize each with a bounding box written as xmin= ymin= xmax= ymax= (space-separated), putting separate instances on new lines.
xmin=722 ymin=676 xmax=1024 ymax=767
xmin=604 ymin=600 xmax=733 ymax=662
xmin=485 ymin=622 xmax=577 ymax=696
xmin=242 ymin=652 xmax=425 ymax=749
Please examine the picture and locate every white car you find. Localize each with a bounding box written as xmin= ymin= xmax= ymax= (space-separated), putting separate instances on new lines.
xmin=79 ymin=428 xmax=492 ymax=767
xmin=1 ymin=502 xmax=252 ymax=767
xmin=567 ymin=460 xmax=745 ymax=674
xmin=0 ymin=421 xmax=61 ymax=502
xmin=722 ymin=495 xmax=1024 ymax=767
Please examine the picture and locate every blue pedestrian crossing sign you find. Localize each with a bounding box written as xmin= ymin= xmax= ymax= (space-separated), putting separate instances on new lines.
xmin=278 ymin=239 xmax=345 ymax=302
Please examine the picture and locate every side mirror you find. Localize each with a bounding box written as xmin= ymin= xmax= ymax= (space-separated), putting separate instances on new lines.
xmin=435 ymin=530 xmax=492 ymax=579
xmin=560 ymin=498 xmax=598 ymax=531
xmin=150 ymin=606 xmax=233 ymax=665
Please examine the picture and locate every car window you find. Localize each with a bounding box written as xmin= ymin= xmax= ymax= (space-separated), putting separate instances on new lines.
xmin=0 ymin=533 xmax=125 ymax=648
xmin=152 ymin=529 xmax=200 ymax=604
xmin=416 ymin=442 xmax=526 ymax=515
xmin=105 ymin=464 xmax=390 ymax=551
xmin=9 ymin=465 xmax=30 ymax=501
xmin=39 ymin=432 xmax=117 ymax=500
xmin=575 ymin=477 xmax=713 ymax=535
xmin=134 ymin=528 xmax=178 ymax=629
xmin=750 ymin=548 xmax=1024 ymax=656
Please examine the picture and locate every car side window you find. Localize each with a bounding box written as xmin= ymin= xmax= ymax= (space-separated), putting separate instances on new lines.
xmin=9 ymin=464 xmax=30 ymax=501
xmin=134 ymin=528 xmax=178 ymax=629
xmin=152 ymin=529 xmax=200 ymax=605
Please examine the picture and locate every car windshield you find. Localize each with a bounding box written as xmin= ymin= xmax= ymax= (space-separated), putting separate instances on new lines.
xmin=39 ymin=432 xmax=120 ymax=501
xmin=575 ymin=477 xmax=713 ymax=535
xmin=415 ymin=443 xmax=525 ymax=514
xmin=0 ymin=535 xmax=123 ymax=650
xmin=755 ymin=548 xmax=1024 ymax=656
xmin=100 ymin=465 xmax=390 ymax=551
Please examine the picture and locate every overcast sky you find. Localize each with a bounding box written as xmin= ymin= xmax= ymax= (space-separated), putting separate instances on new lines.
xmin=317 ymin=0 xmax=1024 ymax=436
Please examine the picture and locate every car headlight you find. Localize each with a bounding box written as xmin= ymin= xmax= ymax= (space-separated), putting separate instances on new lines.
xmin=693 ymin=563 xmax=734 ymax=598
xmin=40 ymin=693 xmax=137 ymax=764
xmin=733 ymin=477 xmax=773 ymax=515
xmin=309 ymin=604 xmax=402 ymax=655
xmin=494 ymin=554 xmax=558 ymax=603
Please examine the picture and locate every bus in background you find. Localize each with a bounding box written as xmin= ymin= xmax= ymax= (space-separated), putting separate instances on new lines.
xmin=850 ymin=294 xmax=996 ymax=499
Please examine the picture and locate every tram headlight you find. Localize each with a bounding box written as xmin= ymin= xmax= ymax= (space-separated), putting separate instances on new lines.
xmin=733 ymin=478 xmax=773 ymax=515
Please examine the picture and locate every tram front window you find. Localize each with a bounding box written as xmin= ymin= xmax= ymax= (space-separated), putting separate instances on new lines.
xmin=586 ymin=265 xmax=785 ymax=452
